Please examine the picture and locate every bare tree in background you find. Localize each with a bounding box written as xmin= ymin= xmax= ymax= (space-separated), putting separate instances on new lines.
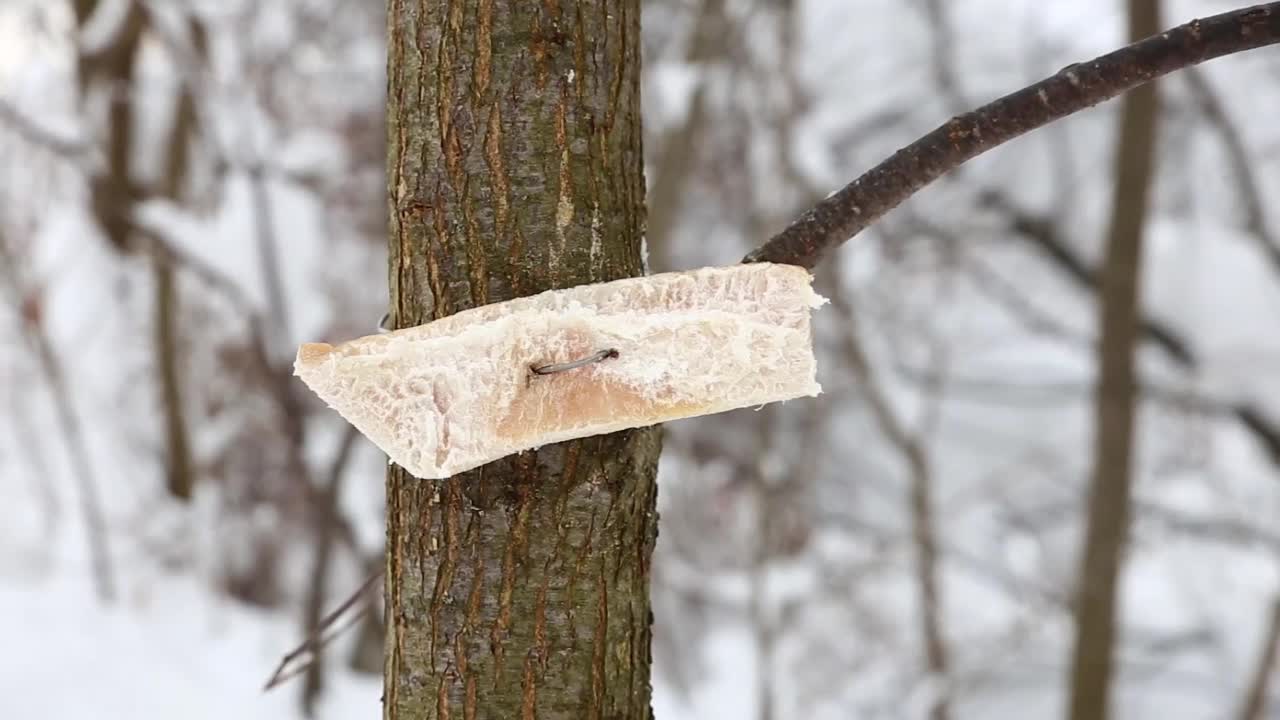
xmin=4 ymin=0 xmax=389 ymax=706
xmin=1067 ymin=2 xmax=1161 ymax=718
xmin=0 ymin=236 xmax=115 ymax=602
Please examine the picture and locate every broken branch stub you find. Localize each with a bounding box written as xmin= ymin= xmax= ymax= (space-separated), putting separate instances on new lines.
xmin=294 ymin=263 xmax=825 ymax=479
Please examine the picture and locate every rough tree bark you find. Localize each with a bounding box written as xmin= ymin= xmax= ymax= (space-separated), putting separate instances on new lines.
xmin=1066 ymin=2 xmax=1161 ymax=719
xmin=383 ymin=2 xmax=660 ymax=718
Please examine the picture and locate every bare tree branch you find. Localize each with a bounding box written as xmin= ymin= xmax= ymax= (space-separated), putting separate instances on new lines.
xmin=0 ymin=100 xmax=93 ymax=160
xmin=263 ymin=568 xmax=382 ymax=693
xmin=644 ymin=0 xmax=728 ymax=273
xmin=1236 ymin=596 xmax=1280 ymax=720
xmin=1183 ymin=66 xmax=1280 ymax=276
xmin=826 ymin=271 xmax=951 ymax=720
xmin=745 ymin=3 xmax=1280 ymax=269
xmin=1067 ymin=2 xmax=1161 ymax=718
xmin=249 ymin=166 xmax=292 ymax=354
xmin=981 ymin=189 xmax=1280 ymax=469
xmin=301 ymin=423 xmax=361 ymax=716
xmin=0 ymin=238 xmax=116 ymax=602
xmin=918 ymin=0 xmax=968 ymax=112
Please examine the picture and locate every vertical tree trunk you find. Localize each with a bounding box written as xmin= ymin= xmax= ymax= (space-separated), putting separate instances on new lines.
xmin=383 ymin=2 xmax=660 ymax=718
xmin=1235 ymin=597 xmax=1280 ymax=720
xmin=76 ymin=0 xmax=199 ymax=503
xmin=1066 ymin=2 xmax=1161 ymax=719
xmin=154 ymin=20 xmax=202 ymax=503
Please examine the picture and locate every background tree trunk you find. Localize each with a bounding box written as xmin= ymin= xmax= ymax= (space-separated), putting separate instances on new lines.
xmin=1066 ymin=1 xmax=1161 ymax=719
xmin=383 ymin=2 xmax=660 ymax=718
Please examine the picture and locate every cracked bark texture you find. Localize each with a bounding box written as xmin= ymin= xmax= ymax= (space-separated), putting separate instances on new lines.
xmin=384 ymin=2 xmax=660 ymax=719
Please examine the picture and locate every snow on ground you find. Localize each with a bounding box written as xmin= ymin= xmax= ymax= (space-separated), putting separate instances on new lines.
xmin=0 ymin=550 xmax=751 ymax=720
xmin=0 ymin=571 xmax=381 ymax=720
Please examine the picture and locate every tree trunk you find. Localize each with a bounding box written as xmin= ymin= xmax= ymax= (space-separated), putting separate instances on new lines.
xmin=383 ymin=2 xmax=660 ymax=718
xmin=1066 ymin=2 xmax=1161 ymax=719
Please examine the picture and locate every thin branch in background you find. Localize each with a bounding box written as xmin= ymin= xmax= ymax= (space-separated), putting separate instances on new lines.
xmin=745 ymin=3 xmax=1280 ymax=268
xmin=301 ymin=423 xmax=362 ymax=716
xmin=1135 ymin=501 xmax=1280 ymax=552
xmin=748 ymin=407 xmax=780 ymax=720
xmin=643 ymin=0 xmax=727 ymax=273
xmin=235 ymin=90 xmax=371 ymax=708
xmin=918 ymin=0 xmax=968 ymax=112
xmin=1067 ymin=2 xmax=1161 ymax=719
xmin=249 ymin=165 xmax=293 ymax=354
xmin=1183 ymin=66 xmax=1280 ymax=276
xmin=152 ymin=249 xmax=195 ymax=501
xmin=8 ymin=373 xmax=62 ymax=545
xmin=134 ymin=218 xmax=367 ymax=554
xmin=0 ymin=100 xmax=94 ymax=160
xmin=345 ymin=552 xmax=387 ymax=674
xmin=898 ymin=363 xmax=1243 ymax=420
xmin=77 ymin=0 xmax=147 ymax=254
xmin=826 ymin=271 xmax=951 ymax=720
xmin=1235 ymin=596 xmax=1280 ymax=720
xmin=980 ymin=188 xmax=1280 ymax=469
xmin=981 ymin=188 xmax=1195 ymax=360
xmin=959 ymin=254 xmax=1087 ymax=343
xmin=0 ymin=239 xmax=116 ymax=603
xmin=263 ymin=568 xmax=383 ymax=692
xmin=895 ymin=206 xmax=1090 ymax=344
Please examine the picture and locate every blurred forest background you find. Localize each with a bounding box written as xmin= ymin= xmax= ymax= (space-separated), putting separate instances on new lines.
xmin=2 ymin=0 xmax=1279 ymax=718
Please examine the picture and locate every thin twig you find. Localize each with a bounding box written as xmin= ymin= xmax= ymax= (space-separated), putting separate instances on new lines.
xmin=263 ymin=569 xmax=383 ymax=692
xmin=301 ymin=423 xmax=362 ymax=715
xmin=1183 ymin=66 xmax=1280 ymax=276
xmin=249 ymin=165 xmax=293 ymax=354
xmin=826 ymin=272 xmax=951 ymax=720
xmin=0 ymin=238 xmax=116 ymax=602
xmin=745 ymin=3 xmax=1280 ymax=268
xmin=981 ymin=188 xmax=1280 ymax=469
xmin=0 ymin=100 xmax=94 ymax=160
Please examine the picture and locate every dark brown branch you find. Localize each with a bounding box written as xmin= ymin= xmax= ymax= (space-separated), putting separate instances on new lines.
xmin=745 ymin=3 xmax=1280 ymax=269
xmin=249 ymin=165 xmax=292 ymax=353
xmin=644 ymin=0 xmax=728 ymax=273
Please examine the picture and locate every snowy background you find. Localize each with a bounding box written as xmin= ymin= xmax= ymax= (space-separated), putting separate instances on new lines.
xmin=2 ymin=0 xmax=1279 ymax=718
